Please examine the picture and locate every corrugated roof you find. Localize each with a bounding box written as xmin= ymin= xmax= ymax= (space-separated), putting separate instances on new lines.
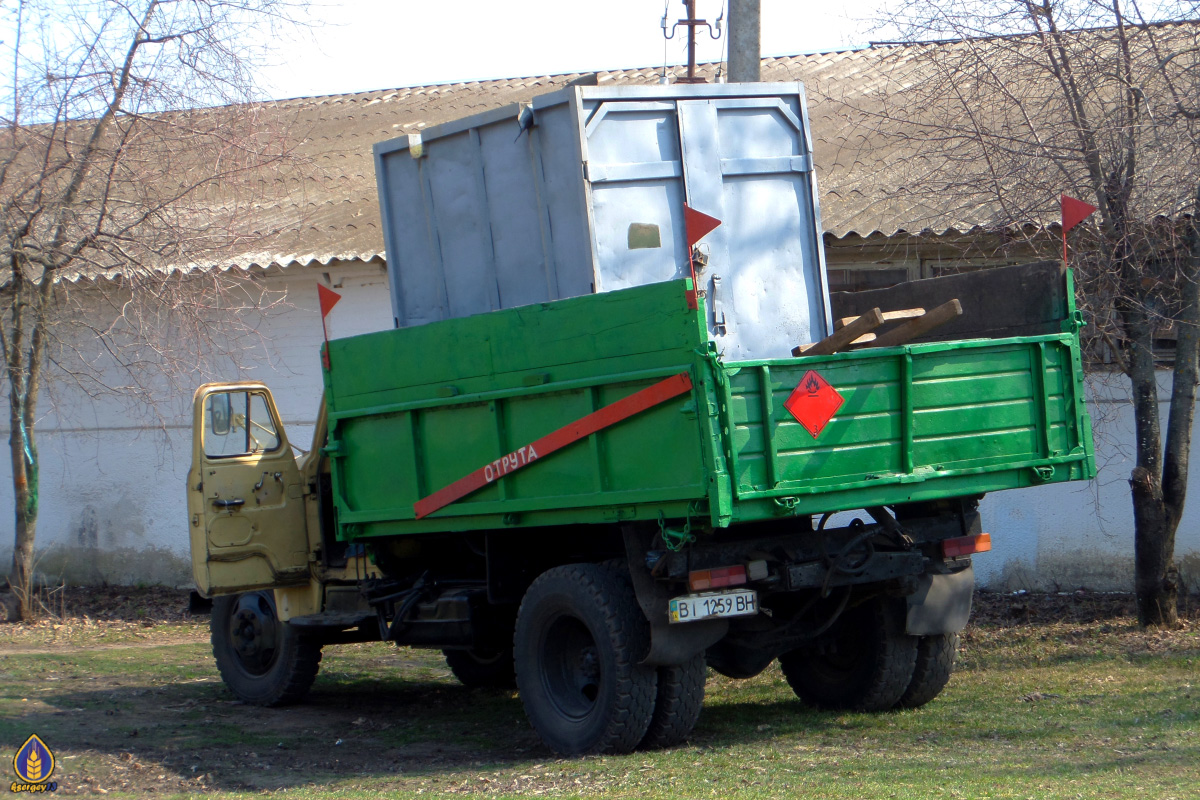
xmin=47 ymin=20 xmax=1200 ymax=282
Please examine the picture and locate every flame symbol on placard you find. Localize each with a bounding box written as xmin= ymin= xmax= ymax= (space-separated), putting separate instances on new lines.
xmin=805 ymin=374 xmax=820 ymax=396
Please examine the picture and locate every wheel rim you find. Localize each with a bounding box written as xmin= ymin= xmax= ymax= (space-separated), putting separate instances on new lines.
xmin=795 ymin=603 xmax=872 ymax=684
xmin=466 ymin=649 xmax=507 ymax=667
xmin=540 ymin=615 xmax=602 ymax=720
xmin=228 ymin=592 xmax=281 ymax=676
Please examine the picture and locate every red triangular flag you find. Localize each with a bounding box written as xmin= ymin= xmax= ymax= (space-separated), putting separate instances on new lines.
xmin=317 ymin=284 xmax=342 ymax=319
xmin=684 ymin=204 xmax=721 ymax=246
xmin=1061 ymin=195 xmax=1097 ymax=233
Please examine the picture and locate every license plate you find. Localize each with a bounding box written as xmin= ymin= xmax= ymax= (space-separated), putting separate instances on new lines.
xmin=668 ymin=589 xmax=758 ymax=624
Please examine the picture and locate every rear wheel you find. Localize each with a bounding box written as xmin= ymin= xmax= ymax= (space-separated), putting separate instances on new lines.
xmin=778 ymin=595 xmax=917 ymax=712
xmin=211 ymin=591 xmax=322 ymax=706
xmin=896 ymin=632 xmax=958 ymax=709
xmin=640 ymin=653 xmax=706 ymax=749
xmin=443 ymin=646 xmax=517 ymax=689
xmin=514 ymin=564 xmax=657 ymax=755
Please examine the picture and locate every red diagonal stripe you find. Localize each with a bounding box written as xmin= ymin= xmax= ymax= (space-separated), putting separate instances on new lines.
xmin=413 ymin=372 xmax=694 ymax=519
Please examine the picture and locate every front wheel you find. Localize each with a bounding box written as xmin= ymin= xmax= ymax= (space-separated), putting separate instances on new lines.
xmin=211 ymin=591 xmax=322 ymax=707
xmin=514 ymin=564 xmax=657 ymax=755
xmin=778 ymin=595 xmax=917 ymax=712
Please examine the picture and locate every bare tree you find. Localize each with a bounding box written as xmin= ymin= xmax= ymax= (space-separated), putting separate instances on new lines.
xmin=0 ymin=0 xmax=305 ymax=619
xmin=821 ymin=1 xmax=1199 ymax=624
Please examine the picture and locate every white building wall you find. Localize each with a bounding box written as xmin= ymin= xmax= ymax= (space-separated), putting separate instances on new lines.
xmin=0 ymin=261 xmax=393 ymax=585
xmin=978 ymin=373 xmax=1200 ymax=592
xmin=2 ymin=260 xmax=1198 ymax=591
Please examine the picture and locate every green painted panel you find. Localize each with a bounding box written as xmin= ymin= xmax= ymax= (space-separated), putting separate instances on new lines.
xmin=910 ymin=372 xmax=1036 ymax=406
xmin=599 ymin=384 xmax=707 ymax=493
xmin=772 ymin=413 xmax=904 ymax=453
xmin=913 ymin=397 xmax=1057 ymax=438
xmin=501 ymin=392 xmax=600 ymax=498
xmin=773 ymin=440 xmax=903 ymax=486
xmin=420 ymin=402 xmax=507 ymax=505
xmin=730 ymin=381 xmax=901 ymax=426
xmin=909 ymin=346 xmax=1030 ymax=378
xmin=336 ymin=412 xmax=421 ymax=511
xmin=914 ymin=428 xmax=1040 ymax=469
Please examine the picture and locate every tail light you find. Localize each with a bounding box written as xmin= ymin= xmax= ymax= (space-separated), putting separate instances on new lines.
xmin=688 ymin=565 xmax=747 ymax=592
xmin=942 ymin=533 xmax=992 ymax=559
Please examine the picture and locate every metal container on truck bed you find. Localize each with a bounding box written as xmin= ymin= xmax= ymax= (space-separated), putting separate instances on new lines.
xmin=373 ymin=83 xmax=832 ymax=360
xmin=321 ymin=274 xmax=1096 ymax=542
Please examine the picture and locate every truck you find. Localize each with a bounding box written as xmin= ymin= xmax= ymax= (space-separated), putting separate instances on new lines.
xmin=187 ymin=83 xmax=1096 ymax=755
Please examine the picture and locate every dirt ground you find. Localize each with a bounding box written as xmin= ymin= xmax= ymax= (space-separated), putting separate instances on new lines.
xmin=0 ymin=587 xmax=1196 ymax=797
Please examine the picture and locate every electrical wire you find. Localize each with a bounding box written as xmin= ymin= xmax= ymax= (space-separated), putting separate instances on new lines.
xmin=661 ymin=0 xmax=671 ymax=81
xmin=717 ymin=0 xmax=728 ymax=81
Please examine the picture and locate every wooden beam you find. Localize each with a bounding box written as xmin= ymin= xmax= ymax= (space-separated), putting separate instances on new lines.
xmin=835 ymin=307 xmax=925 ymax=330
xmin=793 ymin=307 xmax=885 ymax=357
xmin=871 ymin=299 xmax=963 ymax=348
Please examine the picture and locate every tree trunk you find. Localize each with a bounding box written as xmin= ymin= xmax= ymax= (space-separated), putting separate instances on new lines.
xmin=1131 ymin=479 xmax=1180 ymax=626
xmin=1124 ymin=304 xmax=1179 ymax=626
xmin=1150 ymin=184 xmax=1200 ymax=627
xmin=4 ymin=274 xmax=48 ymax=622
xmin=7 ymin=395 xmax=37 ymax=621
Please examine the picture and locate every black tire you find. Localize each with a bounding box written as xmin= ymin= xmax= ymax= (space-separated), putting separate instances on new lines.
xmin=211 ymin=591 xmax=322 ymax=707
xmin=640 ymin=653 xmax=706 ymax=749
xmin=896 ymin=632 xmax=958 ymax=709
xmin=514 ymin=564 xmax=657 ymax=755
xmin=778 ymin=595 xmax=917 ymax=712
xmin=443 ymin=646 xmax=517 ymax=689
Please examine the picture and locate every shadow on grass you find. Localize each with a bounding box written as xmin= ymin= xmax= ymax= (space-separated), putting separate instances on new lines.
xmin=0 ymin=663 xmax=866 ymax=793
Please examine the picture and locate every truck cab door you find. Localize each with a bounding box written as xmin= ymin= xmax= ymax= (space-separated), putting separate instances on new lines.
xmin=188 ymin=383 xmax=310 ymax=596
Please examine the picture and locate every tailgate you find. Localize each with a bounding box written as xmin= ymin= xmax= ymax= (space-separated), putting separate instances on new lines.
xmin=718 ymin=334 xmax=1096 ymax=520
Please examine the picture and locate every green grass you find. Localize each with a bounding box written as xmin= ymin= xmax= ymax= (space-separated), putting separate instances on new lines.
xmin=0 ymin=603 xmax=1196 ymax=799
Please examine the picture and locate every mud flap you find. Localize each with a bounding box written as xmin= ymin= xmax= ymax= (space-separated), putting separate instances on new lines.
xmin=622 ymin=526 xmax=728 ymax=666
xmin=642 ymin=616 xmax=728 ymax=666
xmin=906 ymin=565 xmax=974 ymax=635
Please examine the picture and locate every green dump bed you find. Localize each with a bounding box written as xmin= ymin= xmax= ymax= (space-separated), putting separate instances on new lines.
xmin=322 ymin=279 xmax=1095 ymax=541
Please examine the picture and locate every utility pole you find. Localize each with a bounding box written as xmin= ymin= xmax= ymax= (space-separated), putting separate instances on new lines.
xmin=728 ymin=0 xmax=761 ymax=82
xmin=663 ymin=0 xmax=722 ymax=84
xmin=678 ymin=0 xmax=707 ymax=84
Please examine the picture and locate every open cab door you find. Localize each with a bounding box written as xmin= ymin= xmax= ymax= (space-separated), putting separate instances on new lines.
xmin=188 ymin=383 xmax=310 ymax=596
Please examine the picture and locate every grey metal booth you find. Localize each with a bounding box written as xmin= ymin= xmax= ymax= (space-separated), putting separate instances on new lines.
xmin=373 ymin=82 xmax=834 ymax=360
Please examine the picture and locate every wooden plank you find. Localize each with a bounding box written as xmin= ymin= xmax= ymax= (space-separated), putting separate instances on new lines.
xmin=793 ymin=307 xmax=884 ymax=356
xmin=835 ymin=308 xmax=925 ymax=330
xmin=871 ymin=300 xmax=963 ymax=348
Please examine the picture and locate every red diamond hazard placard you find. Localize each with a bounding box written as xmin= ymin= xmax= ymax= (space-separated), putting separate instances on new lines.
xmin=784 ymin=370 xmax=845 ymax=438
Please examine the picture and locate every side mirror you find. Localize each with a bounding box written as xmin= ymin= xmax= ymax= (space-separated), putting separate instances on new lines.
xmin=209 ymin=393 xmax=232 ymax=436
